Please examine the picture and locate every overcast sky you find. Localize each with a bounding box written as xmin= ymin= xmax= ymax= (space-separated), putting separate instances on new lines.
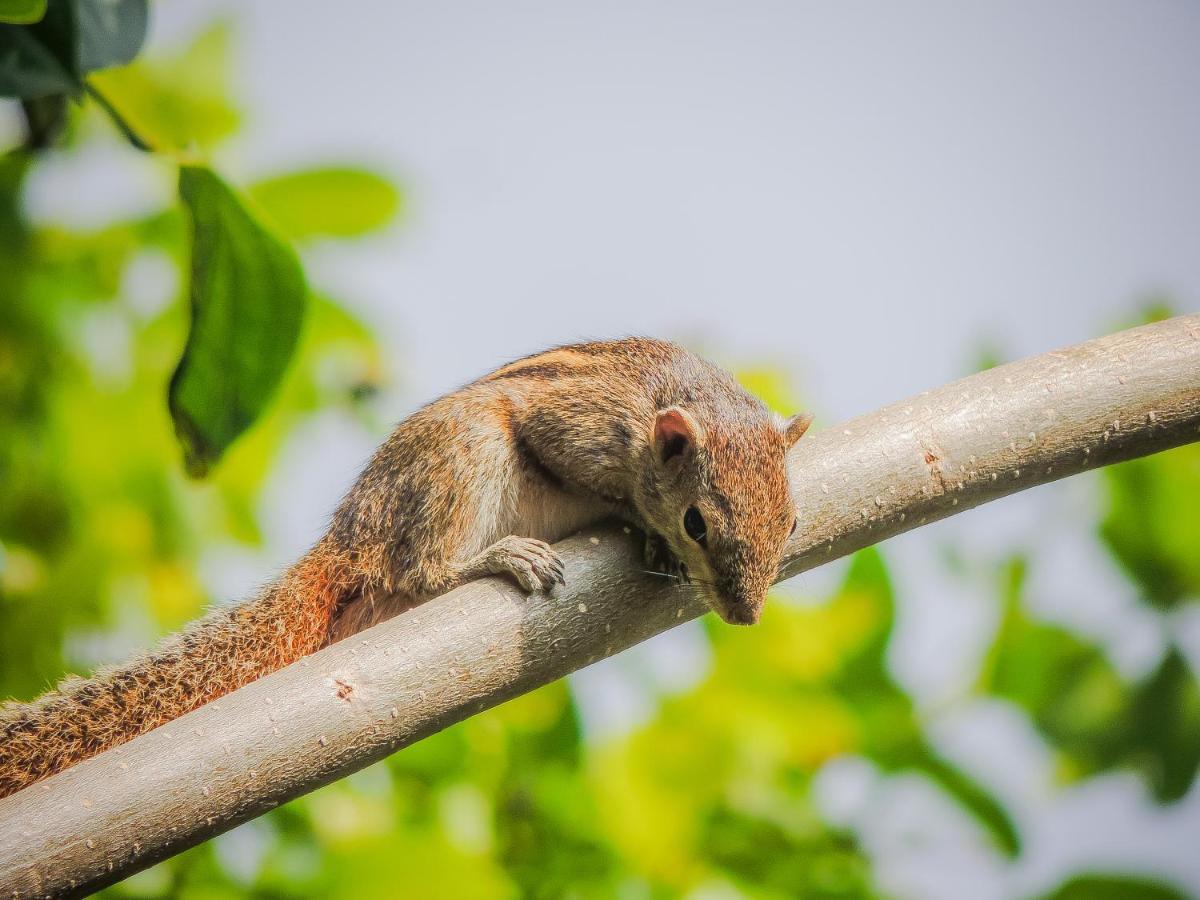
xmin=162 ymin=1 xmax=1200 ymax=415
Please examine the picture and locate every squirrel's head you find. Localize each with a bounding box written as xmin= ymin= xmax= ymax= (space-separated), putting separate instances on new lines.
xmin=637 ymin=403 xmax=812 ymax=625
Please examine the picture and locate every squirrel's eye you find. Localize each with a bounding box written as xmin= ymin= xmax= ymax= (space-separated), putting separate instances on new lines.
xmin=790 ymin=518 xmax=798 ymax=536
xmin=684 ymin=506 xmax=707 ymax=545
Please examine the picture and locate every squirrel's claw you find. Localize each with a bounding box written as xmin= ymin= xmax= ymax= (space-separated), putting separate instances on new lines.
xmin=475 ymin=535 xmax=565 ymax=593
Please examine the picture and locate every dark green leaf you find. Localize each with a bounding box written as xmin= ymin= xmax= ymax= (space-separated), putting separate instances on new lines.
xmin=75 ymin=0 xmax=145 ymax=72
xmin=914 ymin=749 xmax=1021 ymax=857
xmin=250 ymin=167 xmax=401 ymax=241
xmin=979 ymin=557 xmax=1126 ymax=764
xmin=700 ymin=805 xmax=879 ymax=899
xmin=980 ymin=558 xmax=1200 ymax=802
xmin=823 ymin=550 xmax=1022 ymax=856
xmin=0 ymin=0 xmax=79 ymax=98
xmin=19 ymin=91 xmax=67 ymax=146
xmin=170 ymin=165 xmax=307 ymax=477
xmin=0 ymin=0 xmax=146 ymax=98
xmin=1126 ymin=647 xmax=1200 ymax=802
xmin=1100 ymin=446 xmax=1200 ymax=611
xmin=0 ymin=0 xmax=46 ymax=25
xmin=1038 ymin=873 xmax=1189 ymax=900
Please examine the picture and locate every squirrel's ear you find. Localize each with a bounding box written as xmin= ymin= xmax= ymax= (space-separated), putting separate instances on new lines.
xmin=781 ymin=412 xmax=813 ymax=448
xmin=654 ymin=407 xmax=702 ymax=464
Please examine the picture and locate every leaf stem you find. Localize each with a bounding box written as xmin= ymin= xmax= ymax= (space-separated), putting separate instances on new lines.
xmin=83 ymin=81 xmax=153 ymax=153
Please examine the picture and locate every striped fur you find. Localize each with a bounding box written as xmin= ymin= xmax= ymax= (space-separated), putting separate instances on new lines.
xmin=0 ymin=338 xmax=809 ymax=797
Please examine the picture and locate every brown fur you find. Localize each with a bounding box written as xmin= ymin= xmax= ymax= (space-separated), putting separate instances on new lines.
xmin=0 ymin=540 xmax=355 ymax=798
xmin=0 ymin=338 xmax=810 ymax=798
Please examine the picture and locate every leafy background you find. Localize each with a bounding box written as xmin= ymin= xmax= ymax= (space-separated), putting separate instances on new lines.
xmin=1 ymin=3 xmax=1198 ymax=899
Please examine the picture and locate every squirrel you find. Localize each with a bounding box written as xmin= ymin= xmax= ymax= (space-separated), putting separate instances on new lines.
xmin=0 ymin=337 xmax=811 ymax=798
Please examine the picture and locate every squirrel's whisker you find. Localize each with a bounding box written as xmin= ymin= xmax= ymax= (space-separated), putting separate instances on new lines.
xmin=638 ymin=569 xmax=682 ymax=581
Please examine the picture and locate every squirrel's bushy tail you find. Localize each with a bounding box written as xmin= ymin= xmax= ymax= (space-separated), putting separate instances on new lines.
xmin=0 ymin=539 xmax=357 ymax=799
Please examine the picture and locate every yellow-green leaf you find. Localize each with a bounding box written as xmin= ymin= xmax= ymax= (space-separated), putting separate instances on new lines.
xmin=87 ymin=21 xmax=239 ymax=151
xmin=250 ymin=167 xmax=400 ymax=241
xmin=0 ymin=0 xmax=46 ymax=25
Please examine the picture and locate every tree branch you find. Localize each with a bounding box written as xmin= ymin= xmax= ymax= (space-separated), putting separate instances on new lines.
xmin=3 ymin=315 xmax=1199 ymax=898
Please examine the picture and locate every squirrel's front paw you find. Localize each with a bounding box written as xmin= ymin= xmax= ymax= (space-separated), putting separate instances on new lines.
xmin=481 ymin=535 xmax=565 ymax=592
xmin=643 ymin=533 xmax=689 ymax=583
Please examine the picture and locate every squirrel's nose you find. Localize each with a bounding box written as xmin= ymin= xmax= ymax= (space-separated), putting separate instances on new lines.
xmin=716 ymin=588 xmax=764 ymax=625
xmin=721 ymin=603 xmax=761 ymax=626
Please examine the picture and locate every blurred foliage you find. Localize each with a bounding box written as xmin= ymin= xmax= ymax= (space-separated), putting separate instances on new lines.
xmin=2 ymin=11 xmax=1198 ymax=900
xmin=1100 ymin=448 xmax=1200 ymax=612
xmin=0 ymin=0 xmax=47 ymax=26
xmin=250 ymin=168 xmax=400 ymax=242
xmin=2 ymin=5 xmax=347 ymax=474
xmin=1037 ymin=874 xmax=1189 ymax=900
xmin=979 ymin=557 xmax=1200 ymax=803
xmin=87 ymin=21 xmax=238 ymax=152
xmin=0 ymin=16 xmax=389 ymax=701
xmin=0 ymin=0 xmax=146 ymax=98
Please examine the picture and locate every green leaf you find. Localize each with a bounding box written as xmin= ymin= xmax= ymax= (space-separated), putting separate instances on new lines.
xmin=19 ymin=91 xmax=67 ymax=146
xmin=1100 ymin=446 xmax=1200 ymax=610
xmin=75 ymin=0 xmax=145 ymax=72
xmin=1038 ymin=873 xmax=1189 ymax=900
xmin=0 ymin=0 xmax=79 ymax=98
xmin=1125 ymin=647 xmax=1200 ymax=802
xmin=0 ymin=0 xmax=146 ymax=98
xmin=88 ymin=21 xmax=239 ymax=152
xmin=250 ymin=168 xmax=401 ymax=241
xmin=980 ymin=564 xmax=1127 ymax=758
xmin=804 ymin=549 xmax=1023 ymax=857
xmin=979 ymin=558 xmax=1200 ymax=801
xmin=912 ymin=749 xmax=1021 ymax=857
xmin=170 ymin=165 xmax=307 ymax=477
xmin=0 ymin=0 xmax=46 ymax=25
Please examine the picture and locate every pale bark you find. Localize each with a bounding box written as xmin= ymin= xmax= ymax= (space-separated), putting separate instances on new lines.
xmin=2 ymin=314 xmax=1199 ymax=898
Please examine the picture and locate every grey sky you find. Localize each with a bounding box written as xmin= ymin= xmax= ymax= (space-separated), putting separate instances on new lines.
xmin=185 ymin=1 xmax=1200 ymax=416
